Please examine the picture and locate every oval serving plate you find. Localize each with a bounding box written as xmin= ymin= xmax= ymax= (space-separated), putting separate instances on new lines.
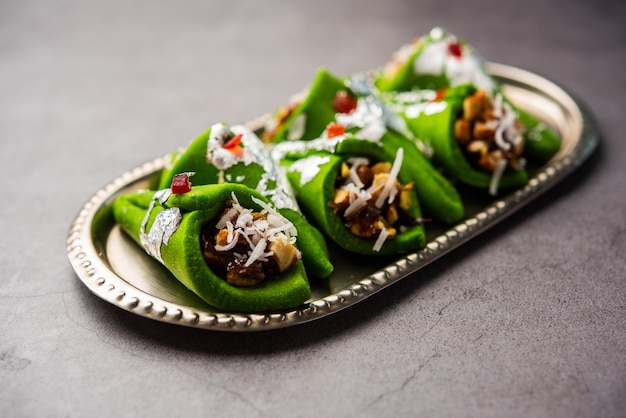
xmin=66 ymin=64 xmax=598 ymax=331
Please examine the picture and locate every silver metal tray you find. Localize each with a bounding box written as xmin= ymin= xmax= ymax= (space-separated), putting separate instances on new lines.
xmin=66 ymin=63 xmax=598 ymax=331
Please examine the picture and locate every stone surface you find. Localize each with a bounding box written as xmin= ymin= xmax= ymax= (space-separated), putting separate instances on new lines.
xmin=1 ymin=0 xmax=625 ymax=417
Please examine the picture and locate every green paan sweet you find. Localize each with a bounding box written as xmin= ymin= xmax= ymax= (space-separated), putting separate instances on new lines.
xmin=397 ymin=85 xmax=527 ymax=194
xmin=264 ymin=68 xmax=465 ymax=224
xmin=158 ymin=122 xmax=333 ymax=280
xmin=374 ymin=28 xmax=561 ymax=194
xmin=274 ymin=137 xmax=426 ymax=254
xmin=113 ymin=183 xmax=312 ymax=312
xmin=387 ymin=85 xmax=561 ymax=195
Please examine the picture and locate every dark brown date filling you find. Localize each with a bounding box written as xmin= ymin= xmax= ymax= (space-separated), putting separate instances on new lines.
xmin=200 ymin=202 xmax=299 ymax=287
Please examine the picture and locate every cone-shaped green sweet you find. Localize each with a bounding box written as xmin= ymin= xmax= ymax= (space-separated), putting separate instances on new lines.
xmin=399 ymin=84 xmax=561 ymax=192
xmin=375 ymin=28 xmax=561 ymax=169
xmin=279 ymin=137 xmax=426 ymax=255
xmin=277 ymin=130 xmax=465 ymax=224
xmin=112 ymin=183 xmax=312 ymax=312
xmin=402 ymin=90 xmax=528 ymax=191
xmin=398 ymin=93 xmax=560 ymax=181
xmin=157 ymin=123 xmax=333 ymax=280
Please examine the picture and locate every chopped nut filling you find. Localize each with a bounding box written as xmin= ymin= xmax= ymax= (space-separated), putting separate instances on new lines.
xmin=329 ymin=155 xmax=419 ymax=250
xmin=454 ymin=90 xmax=525 ymax=173
xmin=201 ymin=198 xmax=301 ymax=287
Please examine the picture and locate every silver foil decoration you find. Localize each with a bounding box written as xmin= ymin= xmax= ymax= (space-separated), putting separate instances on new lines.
xmin=270 ymin=135 xmax=352 ymax=162
xmin=140 ymin=188 xmax=182 ymax=263
xmin=336 ymin=96 xmax=387 ymax=142
xmin=287 ymin=155 xmax=331 ymax=186
xmin=344 ymin=73 xmax=434 ymax=158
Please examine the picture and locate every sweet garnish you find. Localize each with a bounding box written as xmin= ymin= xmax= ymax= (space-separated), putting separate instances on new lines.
xmin=447 ymin=41 xmax=463 ymax=58
xmin=223 ymin=133 xmax=242 ymax=149
xmin=326 ymin=122 xmax=346 ymax=139
xmin=433 ymin=88 xmax=448 ymax=102
xmin=171 ymin=173 xmax=193 ymax=194
xmin=223 ymin=133 xmax=244 ymax=157
xmin=333 ymin=90 xmax=358 ymax=114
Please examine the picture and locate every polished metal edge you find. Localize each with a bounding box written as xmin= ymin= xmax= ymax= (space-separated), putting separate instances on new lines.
xmin=66 ymin=63 xmax=598 ymax=331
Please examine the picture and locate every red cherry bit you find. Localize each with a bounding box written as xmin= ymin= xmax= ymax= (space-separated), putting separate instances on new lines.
xmin=332 ymin=91 xmax=358 ymax=114
xmin=448 ymin=42 xmax=463 ymax=59
xmin=433 ymin=88 xmax=448 ymax=101
xmin=171 ymin=173 xmax=192 ymax=194
xmin=326 ymin=122 xmax=345 ymax=139
xmin=223 ymin=134 xmax=243 ymax=149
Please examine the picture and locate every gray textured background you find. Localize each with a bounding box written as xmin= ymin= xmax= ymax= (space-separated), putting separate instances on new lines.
xmin=1 ymin=1 xmax=625 ymax=417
